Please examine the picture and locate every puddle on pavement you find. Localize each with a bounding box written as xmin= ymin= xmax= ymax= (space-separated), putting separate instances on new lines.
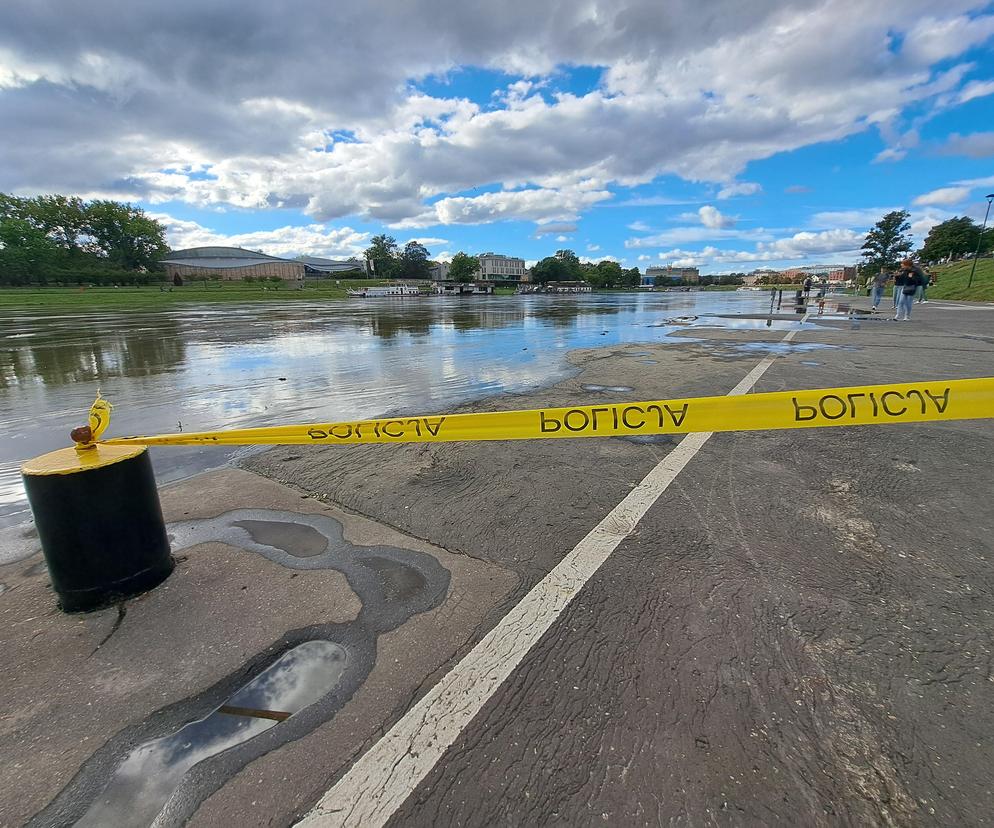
xmin=637 ymin=359 xmax=659 ymax=365
xmin=619 ymin=434 xmax=678 ymax=446
xmin=232 ymin=519 xmax=328 ymax=557
xmin=364 ymin=556 xmax=427 ymax=603
xmin=801 ymin=360 xmax=821 ymax=366
xmin=38 ymin=509 xmax=451 ymax=828
xmin=582 ymin=384 xmax=635 ymax=393
xmin=75 ymin=641 xmax=347 ymax=828
xmin=650 ymin=314 xmax=823 ymax=332
xmin=0 ymin=583 xmax=6 ymax=595
xmin=730 ymin=342 xmax=836 ymax=355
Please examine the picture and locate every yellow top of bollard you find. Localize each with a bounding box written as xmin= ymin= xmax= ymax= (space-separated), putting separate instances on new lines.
xmin=22 ymin=444 xmax=146 ymax=477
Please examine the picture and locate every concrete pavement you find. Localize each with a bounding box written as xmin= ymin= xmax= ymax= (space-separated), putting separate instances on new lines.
xmin=3 ymin=296 xmax=993 ymax=826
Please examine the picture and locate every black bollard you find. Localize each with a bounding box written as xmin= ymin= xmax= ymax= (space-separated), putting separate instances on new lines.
xmin=22 ymin=445 xmax=173 ymax=613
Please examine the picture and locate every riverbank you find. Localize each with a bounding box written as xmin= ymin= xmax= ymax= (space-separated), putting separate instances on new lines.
xmin=0 ymin=282 xmax=521 ymax=312
xmin=928 ymin=258 xmax=994 ymax=301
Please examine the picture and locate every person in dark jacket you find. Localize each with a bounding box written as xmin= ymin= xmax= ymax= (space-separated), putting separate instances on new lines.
xmin=894 ymin=259 xmax=925 ymax=321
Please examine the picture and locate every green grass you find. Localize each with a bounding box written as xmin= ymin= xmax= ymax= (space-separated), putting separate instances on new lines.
xmin=926 ymin=259 xmax=994 ymax=301
xmin=0 ymin=279 xmax=395 ymax=312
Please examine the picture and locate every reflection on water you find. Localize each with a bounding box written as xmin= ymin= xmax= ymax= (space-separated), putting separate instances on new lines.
xmin=75 ymin=641 xmax=347 ymax=828
xmin=2 ymin=293 xmax=788 ymax=526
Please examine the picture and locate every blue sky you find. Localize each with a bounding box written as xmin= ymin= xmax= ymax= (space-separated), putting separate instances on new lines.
xmin=2 ymin=1 xmax=993 ymax=272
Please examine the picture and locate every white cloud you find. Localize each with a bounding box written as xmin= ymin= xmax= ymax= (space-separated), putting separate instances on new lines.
xmin=940 ymin=131 xmax=994 ymax=158
xmin=150 ymin=213 xmax=369 ymax=258
xmin=402 ymin=237 xmax=449 ymax=247
xmin=555 ymin=234 xmax=570 ymax=242
xmin=627 ymin=220 xmax=652 ymax=231
xmin=811 ymin=207 xmax=901 ymax=228
xmin=697 ymin=205 xmax=736 ymax=229
xmin=395 ymin=188 xmax=611 ymax=228
xmin=956 ymin=78 xmax=994 ymax=104
xmin=586 ymin=243 xmax=600 ymax=251
xmin=626 ymin=224 xmax=768 ymax=248
xmin=533 ymin=222 xmax=578 ymax=237
xmin=913 ymin=185 xmax=972 ymax=206
xmin=651 ymin=228 xmax=866 ymax=270
xmin=785 ymin=184 xmax=812 ymax=194
xmin=908 ymin=208 xmax=956 ymax=241
xmin=2 ymin=1 xmax=994 ymax=228
xmin=614 ymin=196 xmax=699 ymax=207
xmin=716 ymin=181 xmax=762 ymax=199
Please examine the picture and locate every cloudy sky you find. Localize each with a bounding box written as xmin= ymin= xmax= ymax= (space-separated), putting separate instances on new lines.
xmin=1 ymin=1 xmax=993 ymax=272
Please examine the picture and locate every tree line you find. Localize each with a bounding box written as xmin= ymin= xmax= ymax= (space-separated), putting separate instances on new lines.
xmin=860 ymin=209 xmax=994 ymax=277
xmin=0 ymin=193 xmax=169 ymax=286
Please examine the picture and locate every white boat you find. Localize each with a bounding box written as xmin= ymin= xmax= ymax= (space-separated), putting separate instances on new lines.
xmin=347 ymin=284 xmax=423 ymax=298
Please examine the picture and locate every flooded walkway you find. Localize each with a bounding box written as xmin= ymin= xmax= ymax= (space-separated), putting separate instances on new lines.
xmin=1 ymin=292 xmax=821 ymax=529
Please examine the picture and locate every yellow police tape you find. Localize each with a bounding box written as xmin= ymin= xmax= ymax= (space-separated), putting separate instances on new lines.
xmin=94 ymin=377 xmax=994 ymax=448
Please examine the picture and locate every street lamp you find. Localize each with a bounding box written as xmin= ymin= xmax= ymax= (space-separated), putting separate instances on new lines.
xmin=967 ymin=193 xmax=994 ymax=289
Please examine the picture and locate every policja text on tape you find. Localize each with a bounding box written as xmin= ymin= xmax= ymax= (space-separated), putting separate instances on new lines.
xmin=90 ymin=377 xmax=994 ymax=448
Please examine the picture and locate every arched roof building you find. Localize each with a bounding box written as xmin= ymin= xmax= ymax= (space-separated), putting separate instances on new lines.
xmin=160 ymin=247 xmax=367 ymax=281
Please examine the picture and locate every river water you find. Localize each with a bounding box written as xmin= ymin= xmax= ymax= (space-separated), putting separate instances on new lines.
xmin=2 ymin=291 xmax=813 ymax=528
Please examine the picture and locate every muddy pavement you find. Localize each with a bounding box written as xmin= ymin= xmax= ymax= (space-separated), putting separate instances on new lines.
xmin=249 ymin=300 xmax=994 ymax=827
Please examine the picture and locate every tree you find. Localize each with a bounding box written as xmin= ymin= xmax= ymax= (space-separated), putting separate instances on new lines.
xmin=364 ymin=234 xmax=398 ymax=277
xmin=530 ymin=256 xmax=569 ymax=284
xmin=0 ymin=192 xmax=168 ymax=285
xmin=554 ymin=249 xmax=583 ymax=280
xmin=33 ymin=194 xmax=89 ymax=251
xmin=919 ymin=216 xmax=986 ymax=264
xmin=860 ymin=210 xmax=912 ymax=273
xmin=586 ymin=260 xmax=622 ymax=288
xmin=448 ymin=252 xmax=480 ymax=283
xmin=621 ymin=267 xmax=641 ymax=289
xmin=398 ymin=240 xmax=431 ymax=279
xmin=84 ymin=200 xmax=168 ymax=270
xmin=0 ymin=218 xmax=62 ymax=284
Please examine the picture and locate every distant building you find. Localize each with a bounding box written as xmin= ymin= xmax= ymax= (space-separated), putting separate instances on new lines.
xmin=642 ymin=265 xmax=700 ymax=287
xmin=749 ymin=268 xmax=780 ymax=284
xmin=429 ymin=261 xmax=451 ymax=281
xmin=161 ymin=247 xmax=305 ymax=281
xmin=781 ymin=264 xmax=857 ymax=286
xmin=477 ymin=253 xmax=527 ymax=282
xmin=160 ymin=247 xmax=366 ymax=281
xmin=296 ymin=256 xmax=368 ymax=277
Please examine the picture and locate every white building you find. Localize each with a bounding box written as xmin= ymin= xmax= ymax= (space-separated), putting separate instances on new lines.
xmin=477 ymin=253 xmax=527 ymax=282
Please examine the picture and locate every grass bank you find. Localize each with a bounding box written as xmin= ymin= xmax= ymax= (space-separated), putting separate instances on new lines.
xmin=0 ymin=279 xmax=394 ymax=312
xmin=927 ymin=259 xmax=994 ymax=301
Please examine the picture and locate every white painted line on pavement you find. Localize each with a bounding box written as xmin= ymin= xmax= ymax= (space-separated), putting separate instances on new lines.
xmin=296 ymin=321 xmax=806 ymax=828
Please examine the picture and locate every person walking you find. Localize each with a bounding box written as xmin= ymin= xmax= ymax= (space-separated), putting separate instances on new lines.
xmin=871 ymin=268 xmax=890 ymax=311
xmin=894 ymin=259 xmax=925 ymax=321
xmin=916 ymin=270 xmax=931 ymax=304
